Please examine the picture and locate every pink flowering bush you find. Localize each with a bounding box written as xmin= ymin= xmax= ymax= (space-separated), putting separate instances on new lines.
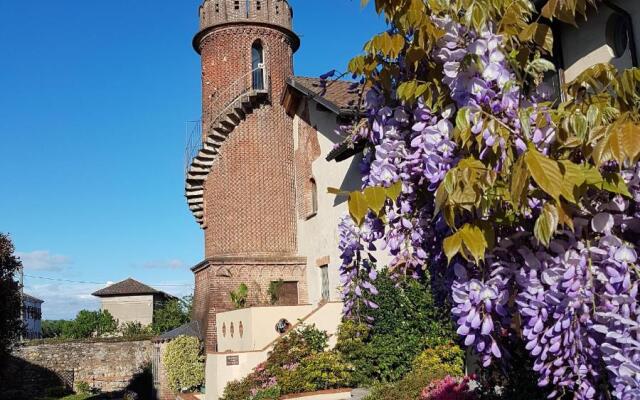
xmin=420 ymin=376 xmax=476 ymax=400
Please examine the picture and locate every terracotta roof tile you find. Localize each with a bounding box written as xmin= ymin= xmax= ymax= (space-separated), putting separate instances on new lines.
xmin=92 ymin=278 xmax=169 ymax=297
xmin=288 ymin=77 xmax=362 ymax=115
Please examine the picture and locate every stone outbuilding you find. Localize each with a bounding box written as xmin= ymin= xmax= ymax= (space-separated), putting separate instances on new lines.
xmin=92 ymin=278 xmax=176 ymax=326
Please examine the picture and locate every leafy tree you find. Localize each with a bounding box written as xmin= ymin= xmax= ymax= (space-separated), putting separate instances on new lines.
xmin=336 ymin=269 xmax=455 ymax=385
xmin=120 ymin=321 xmax=151 ymax=337
xmin=152 ymin=298 xmax=190 ymax=334
xmin=62 ymin=310 xmax=117 ymax=339
xmin=41 ymin=319 xmax=74 ymax=338
xmin=0 ymin=233 xmax=22 ymax=358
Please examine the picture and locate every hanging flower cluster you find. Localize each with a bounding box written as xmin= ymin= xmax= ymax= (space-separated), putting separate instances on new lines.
xmin=333 ymin=0 xmax=640 ymax=398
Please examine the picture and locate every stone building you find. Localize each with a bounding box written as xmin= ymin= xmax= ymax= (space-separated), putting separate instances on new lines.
xmin=92 ymin=278 xmax=175 ymax=326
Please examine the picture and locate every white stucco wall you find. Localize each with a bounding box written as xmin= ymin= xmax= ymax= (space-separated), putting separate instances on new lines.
xmin=216 ymin=305 xmax=315 ymax=352
xmin=560 ymin=0 xmax=638 ymax=83
xmin=100 ymin=295 xmax=154 ymax=326
xmin=23 ymin=297 xmax=43 ymax=339
xmin=294 ymin=101 xmax=391 ymax=307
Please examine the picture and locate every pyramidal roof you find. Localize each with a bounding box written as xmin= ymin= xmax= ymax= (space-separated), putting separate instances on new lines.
xmin=92 ymin=278 xmax=170 ymax=298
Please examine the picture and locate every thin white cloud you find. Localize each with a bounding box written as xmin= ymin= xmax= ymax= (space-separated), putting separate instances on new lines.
xmin=24 ymin=282 xmax=101 ymax=320
xmin=16 ymin=250 xmax=72 ymax=271
xmin=139 ymin=259 xmax=186 ymax=270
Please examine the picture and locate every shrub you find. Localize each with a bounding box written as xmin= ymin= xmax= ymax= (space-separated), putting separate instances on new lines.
xmin=229 ymin=283 xmax=249 ymax=309
xmin=162 ymin=335 xmax=204 ymax=392
xmin=267 ymin=280 xmax=284 ymax=305
xmin=252 ymin=386 xmax=281 ymax=400
xmin=120 ymin=321 xmax=151 ymax=337
xmin=221 ymin=325 xmax=334 ymax=400
xmin=267 ymin=324 xmax=328 ymax=369
xmin=363 ymin=344 xmax=465 ymax=400
xmin=75 ymin=381 xmax=91 ymax=394
xmin=337 ymin=269 xmax=456 ymax=385
xmin=221 ymin=378 xmax=253 ymax=400
xmin=278 ymin=352 xmax=352 ymax=394
xmin=420 ymin=376 xmax=476 ymax=400
xmin=412 ymin=344 xmax=465 ymax=380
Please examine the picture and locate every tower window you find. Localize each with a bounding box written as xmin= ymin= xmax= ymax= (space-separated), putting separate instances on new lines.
xmin=215 ymin=2 xmax=219 ymax=12
xmin=257 ymin=1 xmax=261 ymax=11
xmin=275 ymin=4 xmax=280 ymax=14
xmin=252 ymin=41 xmax=265 ymax=90
xmin=310 ymin=178 xmax=318 ymax=217
xmin=234 ymin=0 xmax=240 ymax=10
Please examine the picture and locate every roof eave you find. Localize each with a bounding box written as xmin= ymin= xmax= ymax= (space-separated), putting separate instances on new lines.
xmin=283 ymin=77 xmax=355 ymax=118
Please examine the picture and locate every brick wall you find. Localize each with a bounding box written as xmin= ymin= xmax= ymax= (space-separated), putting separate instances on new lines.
xmin=1 ymin=340 xmax=152 ymax=399
xmin=199 ymin=0 xmax=294 ymax=34
xmin=192 ymin=1 xmax=305 ymax=353
xmin=199 ymin=25 xmax=297 ymax=258
xmin=295 ymin=100 xmax=321 ymax=220
xmin=194 ymin=257 xmax=307 ymax=352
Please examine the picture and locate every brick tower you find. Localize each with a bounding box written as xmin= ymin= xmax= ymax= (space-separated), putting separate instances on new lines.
xmin=186 ymin=0 xmax=307 ymax=351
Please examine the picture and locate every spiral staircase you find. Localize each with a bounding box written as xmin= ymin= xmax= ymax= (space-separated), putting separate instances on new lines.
xmin=185 ymin=67 xmax=269 ymax=226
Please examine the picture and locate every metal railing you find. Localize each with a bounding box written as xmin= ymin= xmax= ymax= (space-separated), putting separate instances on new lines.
xmin=184 ymin=66 xmax=269 ymax=173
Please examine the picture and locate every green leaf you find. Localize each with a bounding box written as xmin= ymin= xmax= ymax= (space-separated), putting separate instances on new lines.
xmin=510 ymin=155 xmax=529 ymax=208
xmin=558 ymin=159 xmax=584 ymax=203
xmin=593 ymin=120 xmax=640 ymax=166
xmin=348 ymin=191 xmax=368 ymax=226
xmin=524 ymin=144 xmax=564 ymax=201
xmin=363 ymin=186 xmax=387 ymax=216
xmin=534 ymin=203 xmax=559 ymax=247
xmin=443 ymin=231 xmax=462 ymax=264
xmin=459 ymin=224 xmax=488 ymax=264
xmin=570 ymin=112 xmax=588 ymax=140
xmin=601 ymin=172 xmax=632 ymax=198
xmin=385 ymin=181 xmax=402 ymax=201
xmin=327 ymin=187 xmax=348 ymax=195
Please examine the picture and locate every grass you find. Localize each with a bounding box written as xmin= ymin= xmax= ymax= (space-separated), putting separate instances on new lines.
xmin=37 ymin=395 xmax=93 ymax=400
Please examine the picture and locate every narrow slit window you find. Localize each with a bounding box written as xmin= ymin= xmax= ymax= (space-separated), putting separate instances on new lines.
xmin=257 ymin=1 xmax=261 ymax=11
xmin=310 ymin=178 xmax=318 ymax=216
xmin=252 ymin=41 xmax=265 ymax=90
xmin=234 ymin=0 xmax=240 ymax=10
xmin=275 ymin=4 xmax=280 ymax=14
xmin=215 ymin=2 xmax=220 ymax=12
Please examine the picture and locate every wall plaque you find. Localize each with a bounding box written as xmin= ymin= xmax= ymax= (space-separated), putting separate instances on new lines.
xmin=226 ymin=355 xmax=240 ymax=366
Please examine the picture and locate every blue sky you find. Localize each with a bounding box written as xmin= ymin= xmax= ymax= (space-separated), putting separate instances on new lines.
xmin=0 ymin=1 xmax=383 ymax=319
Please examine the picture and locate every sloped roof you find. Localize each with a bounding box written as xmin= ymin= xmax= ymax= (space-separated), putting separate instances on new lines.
xmin=92 ymin=278 xmax=170 ymax=298
xmin=153 ymin=320 xmax=202 ymax=343
xmin=286 ymin=76 xmax=362 ymax=116
xmin=23 ymin=293 xmax=44 ymax=303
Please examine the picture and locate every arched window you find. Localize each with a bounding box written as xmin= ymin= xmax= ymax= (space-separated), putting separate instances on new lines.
xmin=252 ymin=41 xmax=264 ymax=90
xmin=310 ymin=178 xmax=318 ymax=216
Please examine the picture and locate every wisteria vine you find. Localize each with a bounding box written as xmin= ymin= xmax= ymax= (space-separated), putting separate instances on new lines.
xmin=334 ymin=2 xmax=640 ymax=398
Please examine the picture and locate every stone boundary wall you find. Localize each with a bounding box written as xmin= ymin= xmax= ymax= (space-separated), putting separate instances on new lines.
xmin=1 ymin=339 xmax=153 ymax=399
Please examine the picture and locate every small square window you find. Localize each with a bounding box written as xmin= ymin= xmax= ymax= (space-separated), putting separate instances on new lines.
xmin=215 ymin=3 xmax=220 ymax=12
xmin=234 ymin=0 xmax=240 ymax=10
xmin=257 ymin=1 xmax=261 ymax=11
xmin=275 ymin=4 xmax=280 ymax=14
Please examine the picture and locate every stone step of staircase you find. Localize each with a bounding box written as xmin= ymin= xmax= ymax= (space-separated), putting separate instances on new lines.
xmin=185 ymin=90 xmax=269 ymax=226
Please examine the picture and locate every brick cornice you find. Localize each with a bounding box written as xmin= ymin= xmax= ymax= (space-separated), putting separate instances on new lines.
xmin=191 ymin=255 xmax=307 ymax=273
xmin=194 ymin=22 xmax=300 ymax=54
